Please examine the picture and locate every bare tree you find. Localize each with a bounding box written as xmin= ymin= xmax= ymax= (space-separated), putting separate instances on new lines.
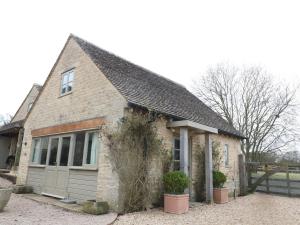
xmin=193 ymin=63 xmax=299 ymax=162
xmin=0 ymin=114 xmax=12 ymax=126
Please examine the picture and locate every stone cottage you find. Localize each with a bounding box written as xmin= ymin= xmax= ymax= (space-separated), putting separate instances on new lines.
xmin=17 ymin=34 xmax=245 ymax=210
xmin=0 ymin=84 xmax=41 ymax=171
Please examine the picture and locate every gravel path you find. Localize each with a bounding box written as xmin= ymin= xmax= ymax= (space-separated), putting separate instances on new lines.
xmin=2 ymin=176 xmax=300 ymax=225
xmin=115 ymin=193 xmax=300 ymax=225
xmin=0 ymin=177 xmax=116 ymax=225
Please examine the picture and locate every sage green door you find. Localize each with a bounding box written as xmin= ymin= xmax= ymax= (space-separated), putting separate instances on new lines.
xmin=43 ymin=135 xmax=72 ymax=198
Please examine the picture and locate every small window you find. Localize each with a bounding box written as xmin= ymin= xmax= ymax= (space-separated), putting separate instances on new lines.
xmin=173 ymin=138 xmax=180 ymax=171
xmin=61 ymin=70 xmax=74 ymax=95
xmin=224 ymin=144 xmax=229 ymax=166
xmin=28 ymin=103 xmax=33 ymax=112
xmin=86 ymin=132 xmax=99 ymax=165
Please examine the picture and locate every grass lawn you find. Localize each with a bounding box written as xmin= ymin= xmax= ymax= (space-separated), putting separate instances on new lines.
xmin=252 ymin=171 xmax=300 ymax=180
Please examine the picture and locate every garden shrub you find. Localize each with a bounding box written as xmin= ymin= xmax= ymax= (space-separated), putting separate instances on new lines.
xmin=163 ymin=171 xmax=189 ymax=194
xmin=213 ymin=170 xmax=227 ymax=188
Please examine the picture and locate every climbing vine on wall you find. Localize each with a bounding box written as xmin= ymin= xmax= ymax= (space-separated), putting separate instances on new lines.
xmin=105 ymin=112 xmax=168 ymax=213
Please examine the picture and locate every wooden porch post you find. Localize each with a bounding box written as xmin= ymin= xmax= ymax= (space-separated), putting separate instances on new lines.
xmin=180 ymin=127 xmax=189 ymax=176
xmin=13 ymin=128 xmax=24 ymax=170
xmin=205 ymin=133 xmax=213 ymax=203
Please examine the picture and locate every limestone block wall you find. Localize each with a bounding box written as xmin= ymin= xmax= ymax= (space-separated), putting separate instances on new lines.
xmin=190 ymin=133 xmax=242 ymax=200
xmin=17 ymin=37 xmax=127 ymax=209
xmin=12 ymin=85 xmax=41 ymax=123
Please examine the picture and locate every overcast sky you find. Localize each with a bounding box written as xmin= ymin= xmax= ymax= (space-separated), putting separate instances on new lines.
xmin=0 ymin=0 xmax=299 ymax=117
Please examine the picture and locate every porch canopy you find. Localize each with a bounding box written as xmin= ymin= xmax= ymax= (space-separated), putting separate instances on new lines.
xmin=0 ymin=120 xmax=24 ymax=137
xmin=167 ymin=120 xmax=218 ymax=203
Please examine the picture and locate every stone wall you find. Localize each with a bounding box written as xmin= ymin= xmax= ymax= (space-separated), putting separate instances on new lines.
xmin=17 ymin=37 xmax=127 ymax=209
xmin=190 ymin=133 xmax=242 ymax=200
xmin=12 ymin=85 xmax=40 ymax=122
xmin=211 ymin=134 xmax=241 ymax=196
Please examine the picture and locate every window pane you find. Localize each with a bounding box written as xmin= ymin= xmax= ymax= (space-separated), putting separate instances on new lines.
xmin=67 ymin=83 xmax=72 ymax=92
xmin=73 ymin=132 xmax=85 ymax=166
xmin=174 ymin=150 xmax=180 ymax=161
xmin=86 ymin=133 xmax=99 ymax=165
xmin=68 ymin=71 xmax=74 ymax=82
xmin=31 ymin=139 xmax=41 ymax=163
xmin=60 ymin=137 xmax=71 ymax=166
xmin=173 ymin=138 xmax=180 ymax=171
xmin=224 ymin=144 xmax=229 ymax=166
xmin=174 ymin=139 xmax=180 ymax=150
xmin=63 ymin=74 xmax=69 ymax=85
xmin=40 ymin=137 xmax=49 ymax=165
xmin=61 ymin=85 xmax=67 ymax=94
xmin=174 ymin=161 xmax=180 ymax=171
xmin=49 ymin=138 xmax=59 ymax=166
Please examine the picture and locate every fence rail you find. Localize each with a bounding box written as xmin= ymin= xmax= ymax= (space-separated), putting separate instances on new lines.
xmin=248 ymin=162 xmax=300 ymax=196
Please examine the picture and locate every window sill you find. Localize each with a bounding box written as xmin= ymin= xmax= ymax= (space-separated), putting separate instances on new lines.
xmin=29 ymin=164 xmax=46 ymax=168
xmin=58 ymin=91 xmax=73 ymax=98
xmin=69 ymin=166 xmax=98 ymax=171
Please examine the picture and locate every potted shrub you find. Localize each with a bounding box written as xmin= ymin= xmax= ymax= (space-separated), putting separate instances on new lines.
xmin=213 ymin=170 xmax=228 ymax=204
xmin=0 ymin=187 xmax=12 ymax=212
xmin=163 ymin=171 xmax=189 ymax=214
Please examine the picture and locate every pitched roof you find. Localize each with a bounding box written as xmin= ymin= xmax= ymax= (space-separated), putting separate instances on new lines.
xmin=72 ymin=35 xmax=244 ymax=138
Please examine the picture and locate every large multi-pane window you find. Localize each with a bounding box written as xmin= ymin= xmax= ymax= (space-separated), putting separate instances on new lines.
xmin=173 ymin=138 xmax=180 ymax=171
xmin=30 ymin=131 xmax=99 ymax=167
xmin=61 ymin=69 xmax=74 ymax=95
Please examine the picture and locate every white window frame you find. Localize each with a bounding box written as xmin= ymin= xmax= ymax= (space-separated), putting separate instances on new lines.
xmin=224 ymin=144 xmax=229 ymax=167
xmin=30 ymin=130 xmax=99 ymax=169
xmin=46 ymin=136 xmax=61 ymax=166
xmin=82 ymin=131 xmax=100 ymax=168
xmin=30 ymin=137 xmax=49 ymax=165
xmin=60 ymin=69 xmax=74 ymax=96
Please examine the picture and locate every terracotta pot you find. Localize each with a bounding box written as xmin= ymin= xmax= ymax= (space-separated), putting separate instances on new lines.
xmin=164 ymin=194 xmax=189 ymax=214
xmin=0 ymin=188 xmax=12 ymax=212
xmin=213 ymin=188 xmax=229 ymax=204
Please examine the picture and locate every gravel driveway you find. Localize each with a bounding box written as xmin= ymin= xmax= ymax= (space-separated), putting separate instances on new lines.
xmin=0 ymin=177 xmax=116 ymax=225
xmin=2 ymin=177 xmax=300 ymax=225
xmin=115 ymin=193 xmax=300 ymax=225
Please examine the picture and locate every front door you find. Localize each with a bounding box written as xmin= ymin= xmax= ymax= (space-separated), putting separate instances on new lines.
xmin=43 ymin=135 xmax=72 ymax=198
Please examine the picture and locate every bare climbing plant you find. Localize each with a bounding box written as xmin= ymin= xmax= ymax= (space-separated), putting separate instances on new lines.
xmin=104 ymin=112 xmax=168 ymax=213
xmin=194 ymin=141 xmax=222 ymax=201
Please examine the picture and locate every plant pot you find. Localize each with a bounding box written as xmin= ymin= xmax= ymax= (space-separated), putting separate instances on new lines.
xmin=0 ymin=188 xmax=12 ymax=212
xmin=213 ymin=188 xmax=228 ymax=204
xmin=164 ymin=194 xmax=189 ymax=214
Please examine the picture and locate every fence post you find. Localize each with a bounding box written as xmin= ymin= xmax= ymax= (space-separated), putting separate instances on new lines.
xmin=238 ymin=154 xmax=247 ymax=196
xmin=286 ymin=165 xmax=291 ymax=197
xmin=265 ymin=165 xmax=270 ymax=194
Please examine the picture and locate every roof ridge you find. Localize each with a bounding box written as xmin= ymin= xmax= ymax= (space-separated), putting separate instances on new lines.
xmin=71 ymin=34 xmax=187 ymax=90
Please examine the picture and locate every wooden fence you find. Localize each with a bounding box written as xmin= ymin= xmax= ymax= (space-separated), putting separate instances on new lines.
xmin=248 ymin=162 xmax=300 ymax=196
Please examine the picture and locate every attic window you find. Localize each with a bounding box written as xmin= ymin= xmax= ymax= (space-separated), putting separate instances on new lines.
xmin=61 ymin=69 xmax=74 ymax=95
xmin=28 ymin=102 xmax=33 ymax=112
